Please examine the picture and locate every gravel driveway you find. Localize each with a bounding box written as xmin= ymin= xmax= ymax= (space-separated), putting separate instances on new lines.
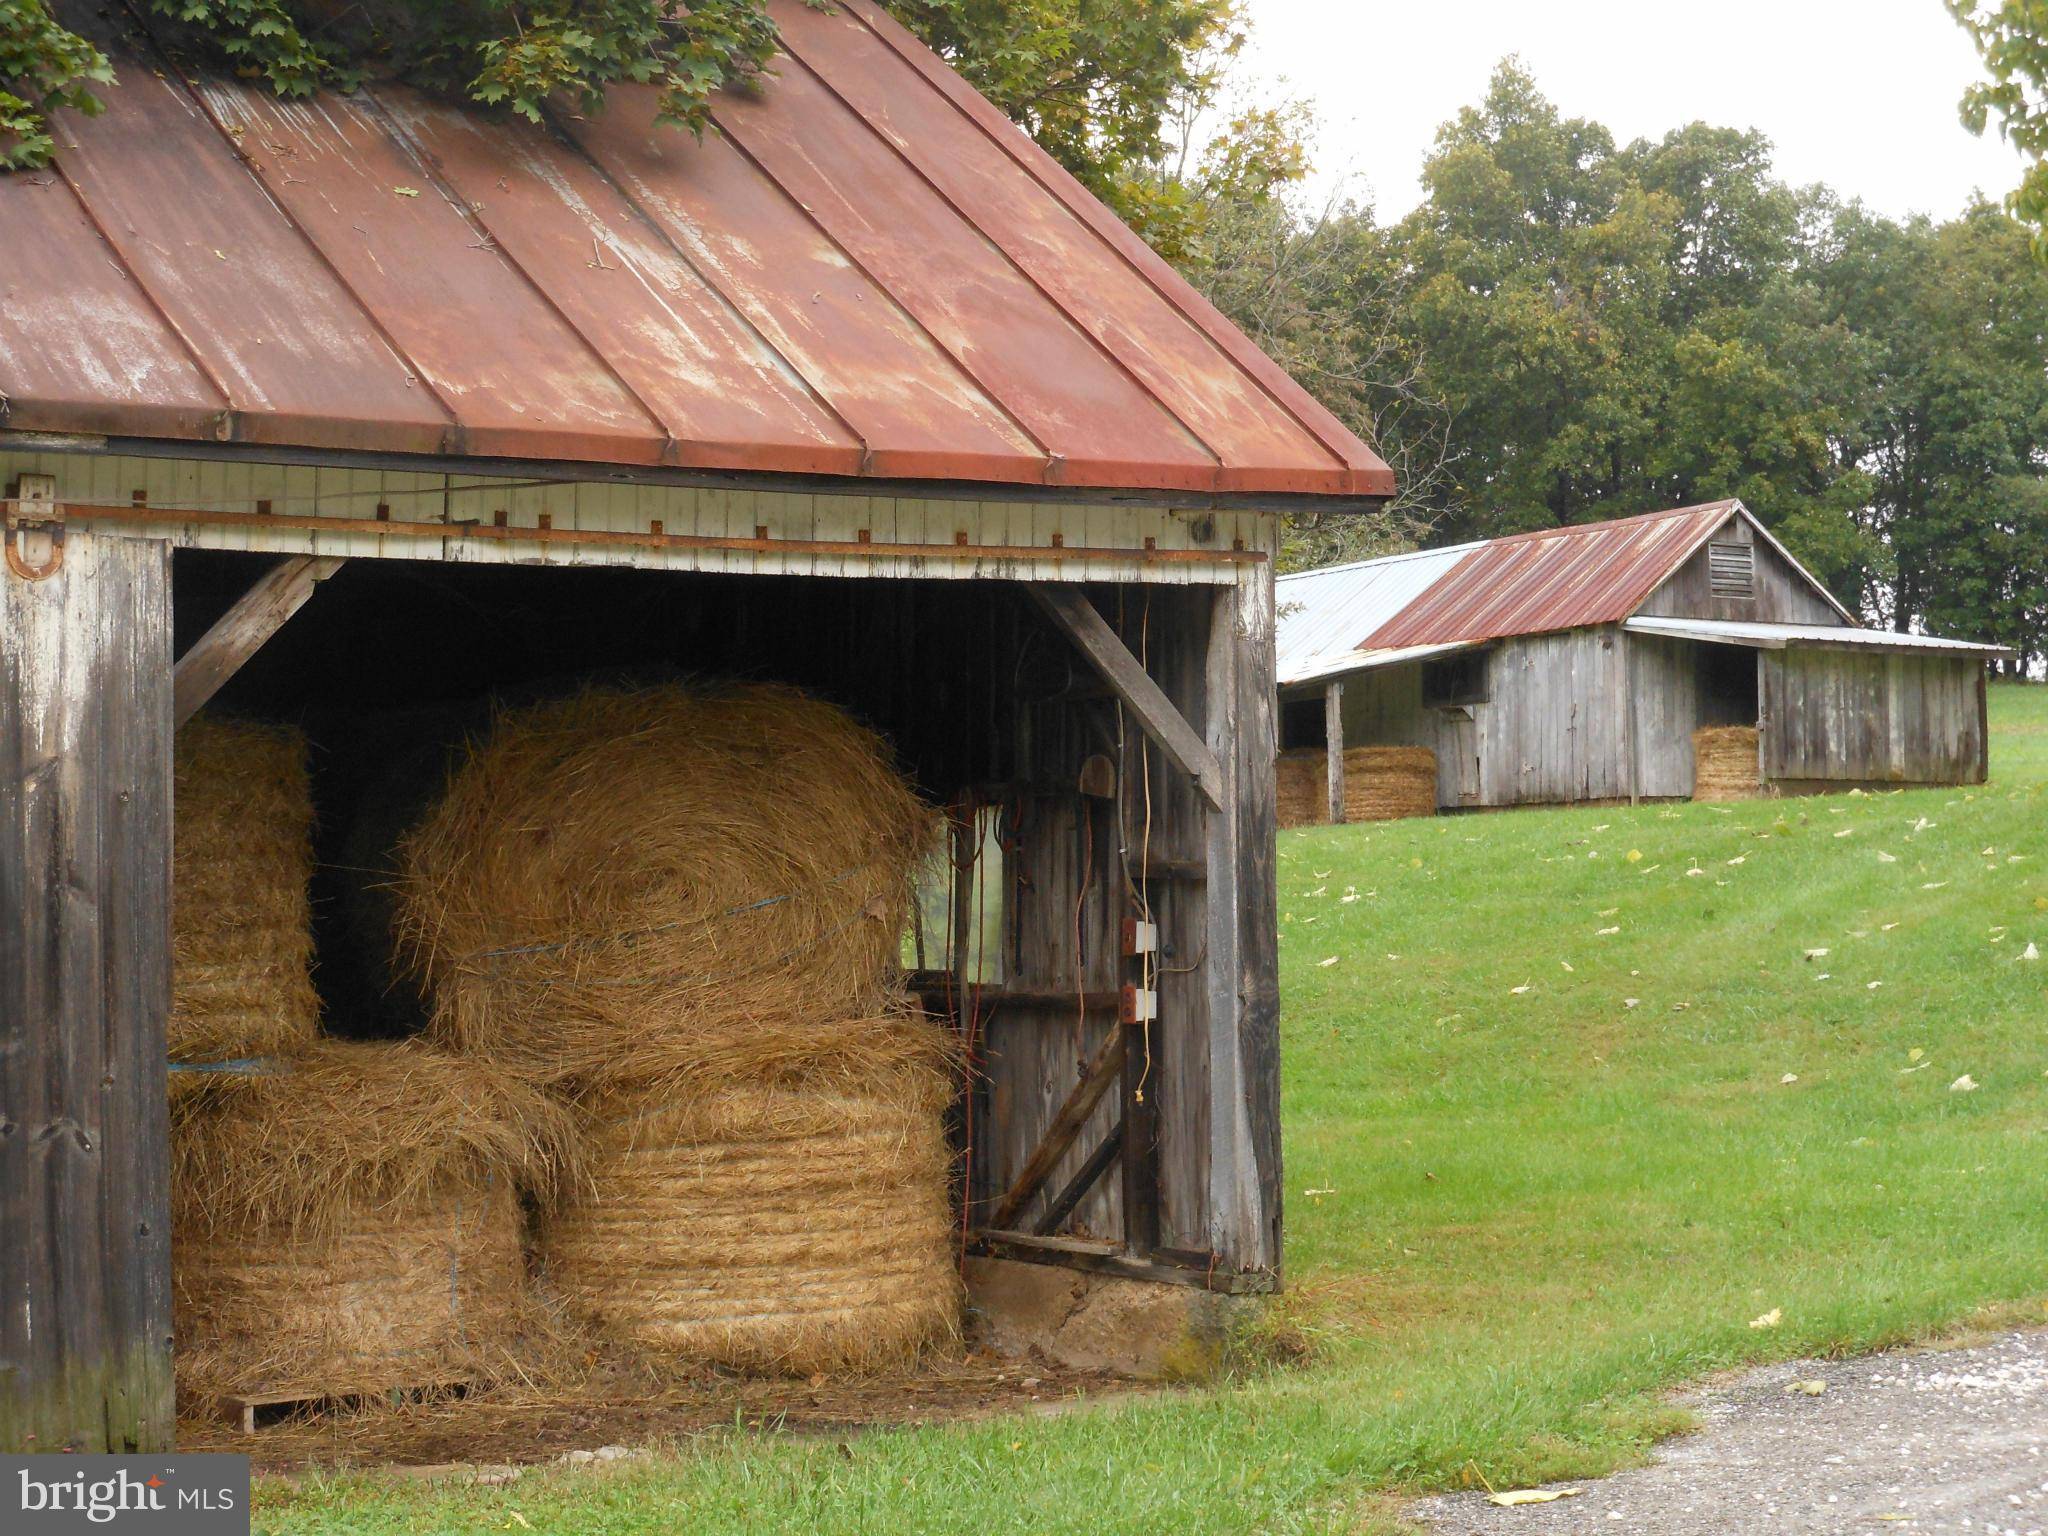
xmin=1411 ymin=1329 xmax=2048 ymax=1535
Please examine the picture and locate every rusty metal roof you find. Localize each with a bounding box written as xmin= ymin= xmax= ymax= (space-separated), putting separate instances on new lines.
xmin=0 ymin=0 xmax=1392 ymax=499
xmin=1361 ymin=502 xmax=1749 ymax=648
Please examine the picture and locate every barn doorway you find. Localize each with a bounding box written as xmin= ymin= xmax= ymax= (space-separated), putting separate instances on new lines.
xmin=1696 ymin=641 xmax=1759 ymax=727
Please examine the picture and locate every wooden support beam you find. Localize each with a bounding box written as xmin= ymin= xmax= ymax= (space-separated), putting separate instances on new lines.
xmin=2 ymin=526 xmax=174 ymax=1452
xmin=1034 ymin=1119 xmax=1125 ymax=1236
xmin=1324 ymin=680 xmax=1346 ymax=824
xmin=984 ymin=1026 xmax=1126 ymax=1232
xmin=1201 ymin=572 xmax=1282 ymax=1278
xmin=1026 ymin=585 xmax=1226 ymax=810
xmin=172 ymin=555 xmax=344 ymax=726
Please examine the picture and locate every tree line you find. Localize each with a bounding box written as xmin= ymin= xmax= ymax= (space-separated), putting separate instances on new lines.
xmin=1215 ymin=62 xmax=2048 ymax=672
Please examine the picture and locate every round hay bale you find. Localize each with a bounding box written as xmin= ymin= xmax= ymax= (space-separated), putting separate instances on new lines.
xmin=540 ymin=1036 xmax=960 ymax=1375
xmin=172 ymin=1179 xmax=524 ymax=1401
xmin=393 ymin=684 xmax=937 ymax=1093
xmin=1342 ymin=746 xmax=1437 ymax=822
xmin=170 ymin=1040 xmax=574 ymax=1398
xmin=1693 ymin=725 xmax=1763 ymax=801
xmin=172 ymin=717 xmax=319 ymax=1066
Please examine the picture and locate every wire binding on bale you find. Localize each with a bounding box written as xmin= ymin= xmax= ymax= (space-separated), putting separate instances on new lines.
xmin=392 ymin=684 xmax=938 ymax=1095
xmin=540 ymin=1040 xmax=961 ymax=1376
xmin=172 ymin=717 xmax=320 ymax=1067
xmin=171 ymin=1040 xmax=575 ymax=1400
xmin=1693 ymin=725 xmax=1766 ymax=802
xmin=1276 ymin=745 xmax=1437 ymax=827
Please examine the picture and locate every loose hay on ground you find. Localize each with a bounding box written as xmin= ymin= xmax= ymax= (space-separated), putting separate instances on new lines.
xmin=1277 ymin=745 xmax=1438 ymax=826
xmin=540 ymin=1034 xmax=960 ymax=1376
xmin=1694 ymin=725 xmax=1766 ymax=801
xmin=393 ymin=684 xmax=937 ymax=1095
xmin=172 ymin=717 xmax=320 ymax=1065
xmin=171 ymin=1040 xmax=575 ymax=1400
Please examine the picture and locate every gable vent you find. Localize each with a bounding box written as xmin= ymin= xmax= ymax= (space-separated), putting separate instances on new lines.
xmin=1707 ymin=541 xmax=1755 ymax=599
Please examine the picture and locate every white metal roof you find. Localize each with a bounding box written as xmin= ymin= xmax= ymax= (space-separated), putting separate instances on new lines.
xmin=1623 ymin=616 xmax=2013 ymax=658
xmin=1275 ymin=542 xmax=1480 ymax=686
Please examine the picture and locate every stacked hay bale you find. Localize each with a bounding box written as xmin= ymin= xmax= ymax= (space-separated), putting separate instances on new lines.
xmin=1276 ymin=745 xmax=1438 ymax=827
xmin=1274 ymin=749 xmax=1324 ymax=828
xmin=171 ymin=718 xmax=320 ymax=1070
xmin=394 ymin=683 xmax=960 ymax=1375
xmin=1693 ymin=725 xmax=1764 ymax=801
xmin=170 ymin=1041 xmax=571 ymax=1400
xmin=1342 ymin=746 xmax=1438 ymax=821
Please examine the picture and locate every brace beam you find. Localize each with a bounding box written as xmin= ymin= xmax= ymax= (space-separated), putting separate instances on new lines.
xmin=983 ymin=1025 xmax=1126 ymax=1232
xmin=1026 ymin=585 xmax=1225 ymax=809
xmin=173 ymin=556 xmax=344 ymax=726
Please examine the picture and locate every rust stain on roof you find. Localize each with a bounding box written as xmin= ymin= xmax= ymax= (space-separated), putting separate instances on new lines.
xmin=1362 ymin=502 xmax=1744 ymax=648
xmin=0 ymin=0 xmax=1394 ymax=499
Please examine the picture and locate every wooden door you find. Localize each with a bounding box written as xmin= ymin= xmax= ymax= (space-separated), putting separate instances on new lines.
xmin=1 ymin=521 xmax=174 ymax=1452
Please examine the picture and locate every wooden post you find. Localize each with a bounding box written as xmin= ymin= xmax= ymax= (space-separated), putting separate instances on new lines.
xmin=1202 ymin=569 xmax=1281 ymax=1277
xmin=1324 ymin=681 xmax=1345 ymax=824
xmin=1 ymin=522 xmax=175 ymax=1453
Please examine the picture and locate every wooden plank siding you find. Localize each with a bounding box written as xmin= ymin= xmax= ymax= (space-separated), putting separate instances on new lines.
xmin=1 ymin=528 xmax=175 ymax=1453
xmin=1760 ymin=648 xmax=1986 ymax=784
xmin=1635 ymin=511 xmax=1847 ymax=626
xmin=0 ymin=450 xmax=1275 ymax=585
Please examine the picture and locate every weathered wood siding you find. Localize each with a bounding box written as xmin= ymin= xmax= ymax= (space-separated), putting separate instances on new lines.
xmin=1636 ymin=512 xmax=1846 ymax=625
xmin=1760 ymin=648 xmax=1984 ymax=784
xmin=1625 ymin=633 xmax=1703 ymax=798
xmin=1 ymin=528 xmax=174 ymax=1453
xmin=0 ymin=449 xmax=1275 ymax=585
xmin=1330 ymin=630 xmax=1642 ymax=807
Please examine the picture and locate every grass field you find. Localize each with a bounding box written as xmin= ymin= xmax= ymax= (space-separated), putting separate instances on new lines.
xmin=267 ymin=683 xmax=2048 ymax=1536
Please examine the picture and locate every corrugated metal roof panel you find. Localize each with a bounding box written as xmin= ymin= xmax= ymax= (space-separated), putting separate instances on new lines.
xmin=1275 ymin=542 xmax=1478 ymax=684
xmin=1365 ymin=503 xmax=1742 ymax=649
xmin=0 ymin=0 xmax=1394 ymax=498
xmin=1624 ymin=616 xmax=2012 ymax=657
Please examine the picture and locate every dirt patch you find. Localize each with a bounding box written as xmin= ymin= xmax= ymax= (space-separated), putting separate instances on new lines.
xmin=179 ymin=1353 xmax=1138 ymax=1473
xmin=1411 ymin=1327 xmax=2048 ymax=1534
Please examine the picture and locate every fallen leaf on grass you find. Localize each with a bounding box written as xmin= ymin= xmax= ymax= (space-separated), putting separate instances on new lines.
xmin=1882 ymin=922 xmax=1900 ymax=931
xmin=1921 ymin=881 xmax=1948 ymax=890
xmin=1804 ymin=948 xmax=1830 ymax=960
xmin=1317 ymin=956 xmax=1339 ymax=968
xmin=1909 ymin=1047 xmax=1924 ymax=1061
xmin=1867 ymin=980 xmax=1883 ymax=989
xmin=1560 ymin=960 xmax=1575 ymax=972
xmin=1780 ymin=1073 xmax=1799 ymax=1085
xmin=1509 ymin=984 xmax=1531 ymax=995
xmin=1727 ymin=855 xmax=1747 ymax=865
xmin=1623 ymin=997 xmax=1640 ymax=1008
xmin=506 ymin=1514 xmax=532 ymax=1532
xmin=1750 ymin=1308 xmax=1782 ymax=1328
xmin=1833 ymin=828 xmax=1854 ymax=838
xmin=2024 ymin=942 xmax=2041 ymax=961
xmin=1951 ymin=1074 xmax=1979 ymax=1092
xmin=1877 ymin=850 xmax=1898 ymax=863
xmin=1626 ymin=848 xmax=1642 ymax=862
xmin=1487 ymin=1489 xmax=1580 ymax=1508
xmin=1597 ymin=925 xmax=1621 ymax=936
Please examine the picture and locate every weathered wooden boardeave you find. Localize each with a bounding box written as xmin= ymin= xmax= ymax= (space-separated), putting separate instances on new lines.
xmin=219 ymin=1381 xmax=471 ymax=1435
xmin=0 ymin=523 xmax=175 ymax=1454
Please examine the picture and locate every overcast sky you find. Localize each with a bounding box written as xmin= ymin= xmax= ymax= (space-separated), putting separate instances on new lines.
xmin=1237 ymin=0 xmax=2032 ymax=223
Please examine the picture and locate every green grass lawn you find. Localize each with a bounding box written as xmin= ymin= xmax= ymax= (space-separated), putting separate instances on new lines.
xmin=267 ymin=683 xmax=2048 ymax=1536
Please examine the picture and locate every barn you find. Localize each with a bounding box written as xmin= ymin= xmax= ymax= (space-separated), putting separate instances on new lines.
xmin=0 ymin=0 xmax=1395 ymax=1452
xmin=1277 ymin=502 xmax=2009 ymax=819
